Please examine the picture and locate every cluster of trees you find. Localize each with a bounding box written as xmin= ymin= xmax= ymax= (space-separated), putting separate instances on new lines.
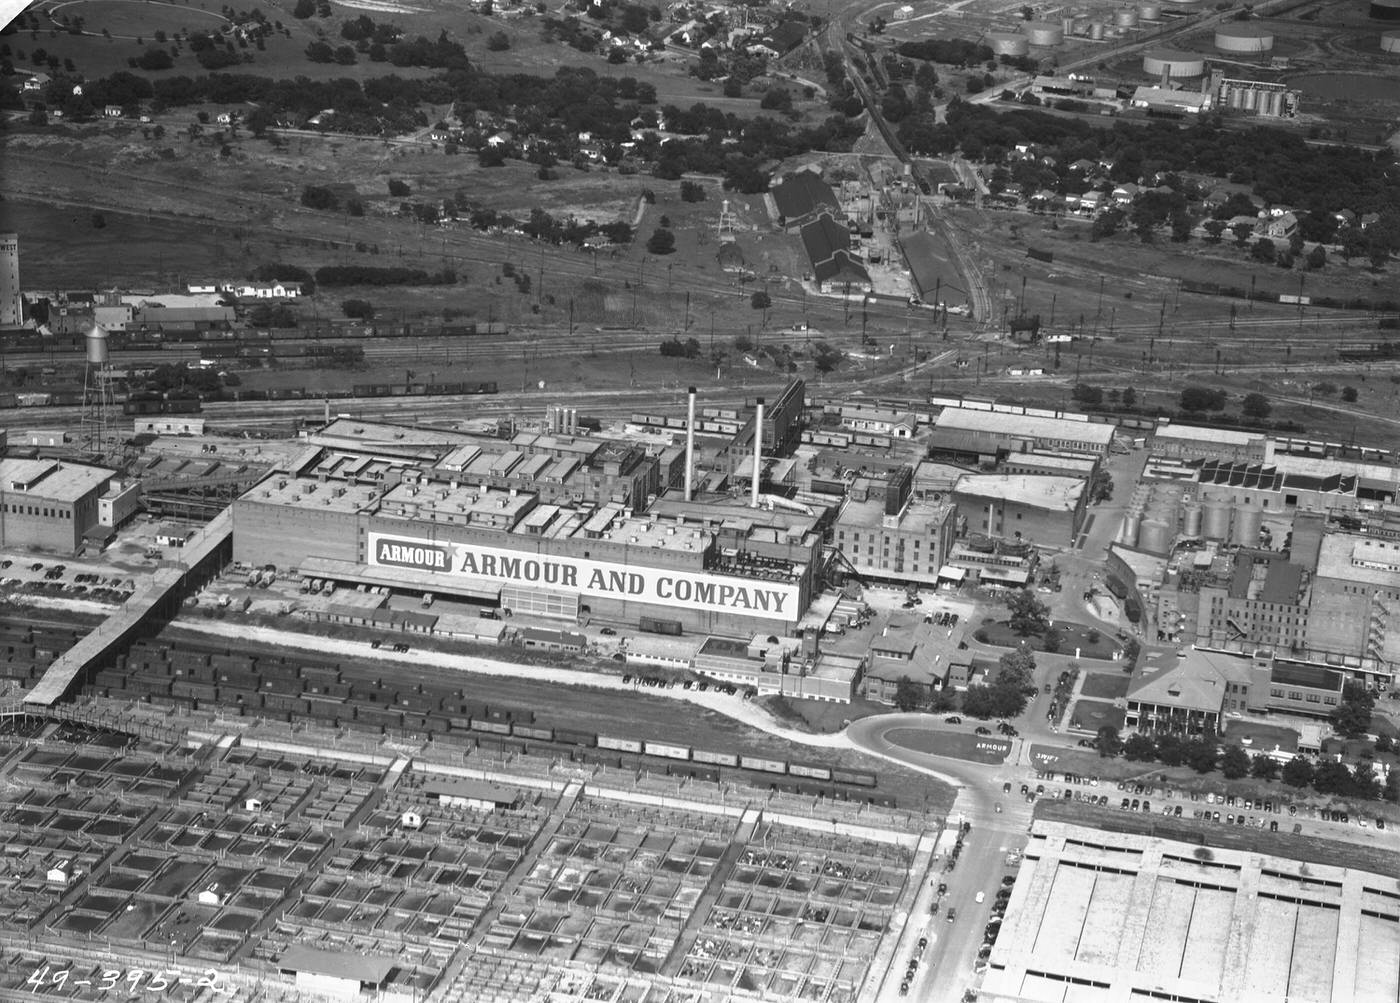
xmin=341 ymin=298 xmax=375 ymax=319
xmin=1098 ymin=725 xmax=1400 ymax=802
xmin=962 ymin=646 xmax=1036 ymax=718
xmin=252 ymin=263 xmax=315 ymax=286
xmin=313 ymin=265 xmax=456 ymax=286
xmin=894 ymin=39 xmax=994 ymax=67
xmin=659 ymin=336 xmax=702 ymax=358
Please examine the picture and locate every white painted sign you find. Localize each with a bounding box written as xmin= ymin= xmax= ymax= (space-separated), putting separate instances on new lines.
xmin=367 ymin=533 xmax=800 ymax=619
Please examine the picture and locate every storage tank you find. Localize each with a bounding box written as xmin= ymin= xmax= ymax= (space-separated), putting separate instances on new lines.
xmin=1215 ymin=23 xmax=1274 ymax=54
xmin=1115 ymin=7 xmax=1140 ymax=26
xmin=1203 ymin=500 xmax=1232 ymax=540
xmin=1232 ymin=506 xmax=1263 ymax=547
xmin=1137 ymin=1 xmax=1162 ymax=18
xmin=1241 ymin=87 xmax=1258 ymax=111
xmin=1022 ymin=20 xmax=1065 ymax=45
xmin=1089 ymin=21 xmax=1105 ymax=39
xmin=1122 ymin=512 xmax=1142 ymax=546
xmin=1382 ymin=30 xmax=1400 ymax=52
xmin=1139 ymin=519 xmax=1171 ymax=554
xmin=1371 ymin=0 xmax=1400 ymax=19
xmin=1182 ymin=501 xmax=1203 ymax=537
xmin=1142 ymin=47 xmax=1207 ymax=77
xmin=85 ymin=324 xmax=109 ymax=365
xmin=1062 ymin=15 xmax=1076 ymax=35
xmin=988 ymin=30 xmax=1031 ymax=55
xmin=1261 ymin=89 xmax=1281 ymax=115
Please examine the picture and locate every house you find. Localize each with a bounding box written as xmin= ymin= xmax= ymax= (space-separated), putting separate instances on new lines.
xmin=1111 ymin=182 xmax=1140 ymax=205
xmin=46 ymin=860 xmax=73 ymax=887
xmin=762 ymin=20 xmax=806 ymax=53
xmin=22 ymin=74 xmax=49 ymax=93
xmin=1361 ymin=212 xmax=1381 ymax=230
xmin=197 ymin=883 xmax=224 ymax=906
xmin=1333 ymin=208 xmax=1357 ymax=227
xmin=1075 ymin=191 xmax=1106 ymax=213
xmin=1265 ymin=211 xmax=1298 ymax=240
xmin=420 ymin=776 xmax=521 ymax=811
xmin=103 ymin=105 xmax=123 ymax=118
xmin=1068 ymin=158 xmax=1097 ymax=174
xmin=486 ymin=131 xmax=511 ymax=148
xmin=216 ymin=112 xmax=232 ymax=125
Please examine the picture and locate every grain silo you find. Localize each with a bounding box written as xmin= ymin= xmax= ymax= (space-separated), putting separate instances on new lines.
xmin=1383 ymin=30 xmax=1400 ymax=51
xmin=1203 ymin=500 xmax=1232 ymax=540
xmin=1232 ymin=505 xmax=1263 ymax=547
xmin=1115 ymin=7 xmax=1140 ymax=27
xmin=1182 ymin=501 xmax=1203 ymax=537
xmin=1023 ymin=20 xmax=1065 ymax=45
xmin=1215 ymin=23 xmax=1275 ymax=54
xmin=987 ymin=30 xmax=1031 ymax=55
xmin=1139 ymin=519 xmax=1171 ymax=554
xmin=1143 ymin=47 xmax=1206 ymax=77
xmin=1122 ymin=512 xmax=1142 ymax=546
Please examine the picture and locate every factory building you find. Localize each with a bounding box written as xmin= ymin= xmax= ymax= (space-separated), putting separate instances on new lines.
xmin=832 ymin=466 xmax=957 ymax=587
xmin=932 ymin=406 xmax=1115 ymax=457
xmin=0 ymin=233 xmax=20 ymax=329
xmin=950 ymin=474 xmax=1089 ymax=548
xmin=0 ymin=458 xmax=115 ymax=554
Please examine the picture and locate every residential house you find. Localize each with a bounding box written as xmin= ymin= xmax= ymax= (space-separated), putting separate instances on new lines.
xmin=103 ymin=105 xmax=123 ymax=118
xmin=22 ymin=74 xmax=49 ymax=93
xmin=1265 ymin=211 xmax=1299 ymax=240
xmin=1111 ymin=182 xmax=1140 ymax=206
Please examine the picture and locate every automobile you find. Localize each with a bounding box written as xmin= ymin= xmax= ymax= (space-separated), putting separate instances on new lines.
xmin=1131 ymin=799 xmax=1140 ymax=811
xmin=975 ymin=726 xmax=992 ymax=736
xmin=370 ymin=639 xmax=382 ymax=649
xmin=918 ymin=936 xmax=928 ymax=950
xmin=29 ymin=563 xmax=43 ymax=572
xmin=0 ymin=560 xmax=9 ymax=569
xmin=1025 ymin=793 xmax=1034 ymax=803
xmin=1206 ymin=793 xmax=1216 ymax=804
xmin=930 ymin=901 xmax=940 ymax=915
xmin=1379 ymin=818 xmax=1387 ymax=830
xmin=944 ymin=716 xmax=962 ymax=725
xmin=1263 ymin=800 xmax=1273 ymax=812
xmin=1269 ymin=820 xmax=1278 ymax=832
xmin=1174 ymin=805 xmax=1183 ymax=817
xmin=1360 ymin=817 xmax=1369 ymax=828
xmin=1004 ymin=726 xmax=1019 ymax=737
xmin=698 ymin=682 xmax=709 ymax=691
xmin=994 ymin=803 xmax=1002 ymax=813
xmin=1063 ymin=789 xmax=1072 ymax=800
xmin=1341 ymin=812 xmax=1350 ymax=824
xmin=1043 ymin=683 xmax=1052 ymax=694
xmin=682 ymin=680 xmax=693 ymax=690
xmin=1243 ymin=800 xmax=1253 ymax=811
xmin=600 ymin=627 xmax=617 ymax=636
xmin=1227 ymin=795 xmax=1237 ymax=806
xmin=950 ymin=614 xmax=959 ymax=625
xmin=899 ymin=984 xmax=909 ymax=997
xmin=1121 ymin=798 xmax=1131 ymax=810
xmin=1227 ymin=814 xmax=1235 ymax=825
xmin=938 ymin=883 xmax=948 ymax=896
xmin=1020 ymin=784 xmax=1029 ymax=795
xmin=1292 ymin=823 xmax=1302 ymax=834
xmin=1288 ymin=804 xmax=1297 ymax=816
xmin=1236 ymin=814 xmax=1245 ymax=826
xmin=1036 ymin=784 xmax=1045 ymax=795
xmin=1142 ymin=800 xmax=1151 ymax=813
xmin=947 ymin=908 xmax=956 ymax=923
xmin=1209 ymin=811 xmax=1219 ymax=822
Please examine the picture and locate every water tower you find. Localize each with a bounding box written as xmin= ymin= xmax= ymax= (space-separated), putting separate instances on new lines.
xmin=81 ymin=323 xmax=114 ymax=456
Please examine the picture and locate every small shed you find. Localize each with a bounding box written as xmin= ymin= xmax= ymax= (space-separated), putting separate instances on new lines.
xmin=46 ymin=860 xmax=73 ymax=887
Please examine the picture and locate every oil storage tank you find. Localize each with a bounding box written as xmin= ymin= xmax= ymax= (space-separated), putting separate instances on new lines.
xmin=1137 ymin=2 xmax=1162 ymax=17
xmin=1383 ymin=30 xmax=1400 ymax=51
xmin=1215 ymin=23 xmax=1275 ymax=54
xmin=1022 ymin=20 xmax=1065 ymax=45
xmin=1203 ymin=500 xmax=1232 ymax=540
xmin=1232 ymin=506 xmax=1263 ymax=547
xmin=1089 ymin=21 xmax=1106 ymax=38
xmin=987 ymin=30 xmax=1031 ymax=55
xmin=1139 ymin=519 xmax=1171 ymax=554
xmin=1143 ymin=47 xmax=1207 ymax=77
xmin=1372 ymin=0 xmax=1400 ymax=20
xmin=1115 ymin=7 xmax=1140 ymax=27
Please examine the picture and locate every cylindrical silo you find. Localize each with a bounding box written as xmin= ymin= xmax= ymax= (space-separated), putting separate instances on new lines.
xmin=1242 ymin=87 xmax=1258 ymax=111
xmin=1122 ymin=512 xmax=1142 ymax=546
xmin=1263 ymin=89 xmax=1281 ymax=115
xmin=1232 ymin=506 xmax=1263 ymax=547
xmin=1182 ymin=501 xmax=1203 ymax=537
xmin=1115 ymin=7 xmax=1140 ymax=27
xmin=1140 ymin=519 xmax=1171 ymax=554
xmin=1384 ymin=30 xmax=1400 ymax=51
xmin=1203 ymin=500 xmax=1232 ymax=540
xmin=987 ymin=30 xmax=1031 ymax=55
xmin=1215 ymin=24 xmax=1275 ymax=54
xmin=1137 ymin=2 xmax=1162 ymax=18
xmin=85 ymin=324 xmax=109 ymax=365
xmin=1090 ymin=21 xmax=1105 ymax=39
xmin=1062 ymin=15 xmax=1076 ymax=35
xmin=1142 ymin=48 xmax=1207 ymax=77
xmin=1022 ymin=20 xmax=1065 ymax=45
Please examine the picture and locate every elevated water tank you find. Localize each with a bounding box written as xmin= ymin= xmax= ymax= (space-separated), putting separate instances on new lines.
xmin=1143 ymin=47 xmax=1207 ymax=77
xmin=1215 ymin=23 xmax=1275 ymax=53
xmin=1382 ymin=30 xmax=1400 ymax=52
xmin=1137 ymin=1 xmax=1162 ymax=17
xmin=988 ymin=30 xmax=1031 ymax=55
xmin=1023 ymin=19 xmax=1065 ymax=45
xmin=1115 ymin=7 xmax=1140 ymax=26
xmin=1182 ymin=501 xmax=1203 ymax=537
xmin=1203 ymin=500 xmax=1232 ymax=540
xmin=1089 ymin=21 xmax=1106 ymax=39
xmin=1139 ymin=519 xmax=1171 ymax=554
xmin=1122 ymin=512 xmax=1142 ymax=546
xmin=85 ymin=324 xmax=109 ymax=365
xmin=1232 ymin=506 xmax=1263 ymax=547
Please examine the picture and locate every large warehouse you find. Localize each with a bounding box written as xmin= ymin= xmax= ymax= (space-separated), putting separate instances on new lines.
xmin=984 ymin=819 xmax=1399 ymax=1003
xmin=231 ymin=420 xmax=825 ymax=636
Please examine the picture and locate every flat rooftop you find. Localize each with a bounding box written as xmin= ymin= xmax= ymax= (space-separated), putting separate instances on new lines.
xmin=1154 ymin=422 xmax=1266 ymax=447
xmin=935 ymin=407 xmax=1114 ymax=447
xmin=242 ymin=474 xmax=384 ymax=514
xmin=951 ymin=473 xmax=1085 ymax=512
xmin=380 ymin=481 xmax=536 ymax=527
xmin=1316 ymin=534 xmax=1400 ymax=587
xmin=0 ymin=458 xmax=113 ymax=503
xmin=598 ymin=514 xmax=709 ymax=553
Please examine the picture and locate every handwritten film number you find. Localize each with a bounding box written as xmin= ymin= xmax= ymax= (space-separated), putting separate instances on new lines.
xmin=25 ymin=966 xmax=227 ymax=994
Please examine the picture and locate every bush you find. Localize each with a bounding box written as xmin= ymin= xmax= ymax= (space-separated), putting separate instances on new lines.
xmin=387 ymin=178 xmax=411 ymax=196
xmin=341 ymin=298 xmax=374 ymax=319
xmin=487 ymin=31 xmax=510 ymax=51
xmin=645 ymin=228 xmax=676 ymax=254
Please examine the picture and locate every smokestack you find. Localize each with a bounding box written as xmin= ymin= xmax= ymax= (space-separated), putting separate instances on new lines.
xmin=685 ymin=386 xmax=697 ymax=502
xmin=751 ymin=397 xmax=764 ymax=507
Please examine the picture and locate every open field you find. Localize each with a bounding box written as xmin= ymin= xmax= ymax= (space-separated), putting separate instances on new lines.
xmin=1079 ymin=672 xmax=1130 ymax=700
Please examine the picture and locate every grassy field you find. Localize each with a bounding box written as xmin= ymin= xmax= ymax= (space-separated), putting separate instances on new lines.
xmin=1080 ymin=672 xmax=1130 ymax=700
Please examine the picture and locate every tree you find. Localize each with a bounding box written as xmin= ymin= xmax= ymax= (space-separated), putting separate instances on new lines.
xmin=680 ymin=180 xmax=706 ymax=203
xmin=750 ymin=290 xmax=771 ymax=311
xmin=1185 ymin=736 xmax=1219 ymax=774
xmin=1306 ymin=244 xmax=1327 ymax=270
xmin=1179 ymin=386 xmax=1227 ymax=413
xmin=486 ymin=30 xmax=509 ymax=51
xmin=1280 ymin=755 xmax=1314 ymax=788
xmin=930 ymin=688 xmax=958 ymax=713
xmin=1123 ymin=732 xmax=1157 ymax=762
xmin=1351 ymin=761 xmax=1380 ymax=800
xmin=995 ymin=645 xmax=1036 ymax=692
xmin=293 ymin=0 xmax=315 ymax=16
xmin=1312 ymin=759 xmax=1353 ymax=795
xmin=1155 ymin=733 xmax=1187 ymax=768
xmin=341 ymin=298 xmax=374 ymax=319
xmin=91 ymin=212 xmax=106 ymax=229
xmin=1088 ymin=469 xmax=1113 ymax=504
xmin=1332 ymin=682 xmax=1375 ymax=738
xmin=1203 ymin=219 xmax=1227 ymax=243
xmin=387 ymin=178 xmax=411 ymax=196
xmin=1251 ymin=755 xmax=1280 ymax=781
xmin=1251 ymin=236 xmax=1276 ymax=264
xmin=894 ymin=676 xmax=923 ymax=712
xmin=645 ymin=228 xmax=675 ymax=255
xmin=1342 ymin=386 xmax=1359 ymax=403
xmin=1121 ymin=387 xmax=1137 ymax=408
xmin=1231 ymin=222 xmax=1255 ymax=247
xmin=1096 ymin=725 xmax=1122 ymax=758
xmin=1220 ymin=745 xmax=1250 ymax=780
xmin=1241 ymin=392 xmax=1271 ymax=420
xmin=1041 ymin=626 xmax=1062 ymax=653
xmin=1005 ymin=588 xmax=1050 ymax=637
xmin=1386 ymin=768 xmax=1400 ymax=804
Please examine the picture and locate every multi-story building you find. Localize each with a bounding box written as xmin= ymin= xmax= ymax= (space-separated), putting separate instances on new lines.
xmin=0 ymin=458 xmax=114 ymax=554
xmin=0 ymin=233 xmax=19 ymax=329
xmin=1195 ymin=551 xmax=1310 ymax=653
xmin=950 ymin=474 xmax=1088 ymax=548
xmin=832 ymin=468 xmax=957 ymax=587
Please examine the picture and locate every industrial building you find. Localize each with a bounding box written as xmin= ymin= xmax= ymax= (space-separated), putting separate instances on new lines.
xmin=831 ymin=466 xmax=957 ymax=587
xmin=770 ymin=170 xmax=841 ymax=230
xmin=950 ymin=474 xmax=1088 ymax=548
xmin=1130 ymin=85 xmax=1211 ymax=115
xmin=986 ymin=819 xmax=1400 ymax=1003
xmin=0 ymin=457 xmax=116 ymax=554
xmin=1215 ymin=77 xmax=1297 ymax=117
xmin=799 ymin=213 xmax=871 ymax=294
xmin=932 ymin=406 xmax=1115 ymax=457
xmin=1141 ymin=47 xmax=1207 ymax=78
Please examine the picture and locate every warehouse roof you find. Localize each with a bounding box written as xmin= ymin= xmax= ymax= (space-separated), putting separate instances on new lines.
xmin=935 ymin=407 xmax=1114 ymax=446
xmin=420 ymin=776 xmax=520 ymax=806
xmin=899 ymin=231 xmax=946 ymax=300
xmin=1154 ymin=423 xmax=1266 ymax=447
xmin=0 ymin=458 xmax=113 ymax=503
xmin=772 ymin=170 xmax=839 ymax=221
xmin=951 ymin=473 xmax=1086 ymax=512
xmin=1315 ymin=535 xmax=1400 ymax=587
xmin=277 ymin=945 xmax=395 ymax=985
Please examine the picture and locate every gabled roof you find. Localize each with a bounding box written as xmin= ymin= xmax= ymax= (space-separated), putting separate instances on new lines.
xmin=1127 ymin=646 xmax=1252 ymax=713
xmin=278 ymin=946 xmax=395 ymax=984
xmin=773 ymin=171 xmax=839 ymax=221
